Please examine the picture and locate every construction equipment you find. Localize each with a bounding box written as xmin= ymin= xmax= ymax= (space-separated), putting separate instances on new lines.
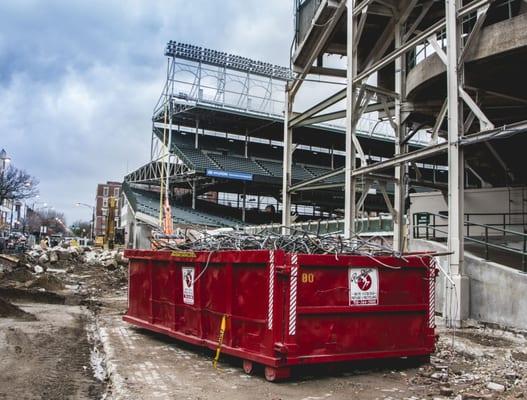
xmin=105 ymin=196 xmax=118 ymax=249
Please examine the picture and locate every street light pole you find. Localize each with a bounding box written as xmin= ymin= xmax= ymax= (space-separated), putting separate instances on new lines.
xmin=76 ymin=202 xmax=95 ymax=240
xmin=0 ymin=149 xmax=12 ymax=233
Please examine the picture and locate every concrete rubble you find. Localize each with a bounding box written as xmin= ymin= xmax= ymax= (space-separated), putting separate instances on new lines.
xmin=0 ymin=244 xmax=128 ymax=294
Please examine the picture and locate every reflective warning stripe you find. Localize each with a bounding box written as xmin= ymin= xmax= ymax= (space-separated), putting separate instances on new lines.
xmin=268 ymin=250 xmax=274 ymax=330
xmin=288 ymin=254 xmax=298 ymax=336
xmin=429 ymin=259 xmax=436 ymax=328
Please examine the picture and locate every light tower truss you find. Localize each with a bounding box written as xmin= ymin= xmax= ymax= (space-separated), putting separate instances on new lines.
xmin=149 ymin=42 xmax=293 ymax=170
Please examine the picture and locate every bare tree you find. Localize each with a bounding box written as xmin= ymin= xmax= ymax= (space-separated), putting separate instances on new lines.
xmin=38 ymin=209 xmax=68 ymax=235
xmin=70 ymin=220 xmax=91 ymax=237
xmin=0 ymin=165 xmax=39 ymax=205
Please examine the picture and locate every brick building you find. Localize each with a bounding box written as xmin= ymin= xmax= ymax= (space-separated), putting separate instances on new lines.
xmin=94 ymin=181 xmax=121 ymax=237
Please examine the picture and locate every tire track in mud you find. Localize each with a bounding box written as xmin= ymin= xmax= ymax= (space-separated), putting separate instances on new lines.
xmin=0 ymin=303 xmax=107 ymax=400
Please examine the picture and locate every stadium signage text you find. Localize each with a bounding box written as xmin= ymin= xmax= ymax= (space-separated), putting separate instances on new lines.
xmin=206 ymin=169 xmax=253 ymax=181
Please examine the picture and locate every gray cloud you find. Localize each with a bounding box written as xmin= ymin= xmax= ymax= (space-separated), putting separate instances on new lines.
xmin=0 ymin=0 xmax=294 ymax=223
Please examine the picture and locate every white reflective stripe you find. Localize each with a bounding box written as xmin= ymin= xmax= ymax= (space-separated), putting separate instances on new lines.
xmin=288 ymin=254 xmax=298 ymax=336
xmin=268 ymin=250 xmax=275 ymax=330
xmin=429 ymin=259 xmax=436 ymax=328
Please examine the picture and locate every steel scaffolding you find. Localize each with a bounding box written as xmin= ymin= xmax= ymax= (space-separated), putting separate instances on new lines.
xmin=285 ymin=0 xmax=527 ymax=326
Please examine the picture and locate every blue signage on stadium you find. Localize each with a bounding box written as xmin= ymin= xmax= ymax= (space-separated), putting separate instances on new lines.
xmin=206 ymin=169 xmax=253 ymax=181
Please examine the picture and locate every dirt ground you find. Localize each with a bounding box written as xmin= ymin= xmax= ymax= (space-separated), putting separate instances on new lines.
xmin=0 ymin=298 xmax=105 ymax=400
xmin=95 ymin=293 xmax=527 ymax=400
xmin=0 ymin=250 xmax=526 ymax=400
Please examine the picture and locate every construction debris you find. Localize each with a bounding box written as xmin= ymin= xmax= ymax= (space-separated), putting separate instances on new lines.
xmin=0 ymin=244 xmax=128 ymax=295
xmin=152 ymin=228 xmax=398 ymax=256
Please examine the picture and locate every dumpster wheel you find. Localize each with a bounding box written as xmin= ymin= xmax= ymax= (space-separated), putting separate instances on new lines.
xmin=242 ymin=360 xmax=255 ymax=375
xmin=264 ymin=366 xmax=291 ymax=382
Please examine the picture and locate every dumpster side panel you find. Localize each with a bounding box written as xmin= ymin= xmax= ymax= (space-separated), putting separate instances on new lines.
xmin=127 ymin=258 xmax=152 ymax=322
xmin=231 ymin=262 xmax=270 ymax=353
xmin=125 ymin=250 xmax=436 ymax=370
xmin=285 ymin=254 xmax=435 ymax=364
xmin=151 ymin=260 xmax=177 ymax=330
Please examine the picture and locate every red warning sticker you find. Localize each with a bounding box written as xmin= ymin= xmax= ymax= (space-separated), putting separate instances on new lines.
xmin=182 ymin=266 xmax=195 ymax=305
xmin=348 ymin=267 xmax=379 ymax=305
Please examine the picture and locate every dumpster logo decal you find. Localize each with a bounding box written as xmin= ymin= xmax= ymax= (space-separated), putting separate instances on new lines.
xmin=182 ymin=267 xmax=195 ymax=305
xmin=349 ymin=268 xmax=379 ymax=305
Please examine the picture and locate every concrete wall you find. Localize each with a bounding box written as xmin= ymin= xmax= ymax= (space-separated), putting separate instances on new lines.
xmin=410 ymin=187 xmax=526 ymax=238
xmin=410 ymin=239 xmax=527 ymax=331
xmin=406 ymin=13 xmax=527 ymax=96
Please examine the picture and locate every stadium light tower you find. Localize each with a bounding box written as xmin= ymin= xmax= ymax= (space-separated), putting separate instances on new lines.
xmin=164 ymin=41 xmax=292 ymax=80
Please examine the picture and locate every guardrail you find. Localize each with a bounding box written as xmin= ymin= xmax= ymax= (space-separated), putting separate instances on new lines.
xmin=413 ymin=211 xmax=527 ymax=272
xmin=244 ymin=215 xmax=394 ymax=235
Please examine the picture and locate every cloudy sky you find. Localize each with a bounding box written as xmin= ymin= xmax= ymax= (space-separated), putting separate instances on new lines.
xmin=0 ymin=0 xmax=294 ymax=224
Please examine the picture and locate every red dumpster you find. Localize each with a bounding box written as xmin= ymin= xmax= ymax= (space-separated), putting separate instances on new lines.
xmin=124 ymin=249 xmax=437 ymax=381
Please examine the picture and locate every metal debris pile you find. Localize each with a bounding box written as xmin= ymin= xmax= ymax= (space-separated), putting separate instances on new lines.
xmin=151 ymin=227 xmax=400 ymax=256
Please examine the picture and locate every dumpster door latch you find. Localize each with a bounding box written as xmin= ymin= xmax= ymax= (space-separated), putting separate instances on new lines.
xmin=275 ymin=265 xmax=291 ymax=276
xmin=274 ymin=342 xmax=289 ymax=355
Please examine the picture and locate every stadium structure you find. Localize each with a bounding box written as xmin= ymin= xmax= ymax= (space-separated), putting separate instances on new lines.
xmin=120 ymin=0 xmax=527 ymax=329
xmin=286 ymin=0 xmax=527 ymax=328
xmin=121 ymin=40 xmax=446 ymax=248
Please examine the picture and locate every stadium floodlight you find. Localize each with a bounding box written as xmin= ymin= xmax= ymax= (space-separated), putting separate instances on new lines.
xmin=164 ymin=41 xmax=292 ymax=81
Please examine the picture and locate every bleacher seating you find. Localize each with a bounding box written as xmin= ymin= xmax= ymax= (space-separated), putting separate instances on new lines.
xmin=292 ymin=165 xmax=315 ymax=181
xmin=252 ymin=159 xmax=344 ymax=183
xmin=173 ymin=145 xmax=219 ymax=171
xmin=169 ymin=133 xmax=341 ymax=183
xmin=255 ymin=159 xmax=283 ymax=177
xmin=207 ymin=154 xmax=270 ymax=176
xmin=304 ymin=165 xmax=344 ymax=184
xmin=131 ymin=189 xmax=244 ymax=227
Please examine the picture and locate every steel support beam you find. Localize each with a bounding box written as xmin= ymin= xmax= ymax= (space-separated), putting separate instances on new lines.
xmin=281 ymin=89 xmax=293 ymax=233
xmin=445 ymin=0 xmax=469 ymax=328
xmin=291 ymin=0 xmax=347 ymax=98
xmin=295 ymin=110 xmax=346 ymax=127
xmin=353 ymin=0 xmax=491 ymax=84
xmin=393 ymin=20 xmax=406 ymax=252
xmin=289 ymin=88 xmax=346 ymax=127
xmin=344 ymin=0 xmax=357 ymax=239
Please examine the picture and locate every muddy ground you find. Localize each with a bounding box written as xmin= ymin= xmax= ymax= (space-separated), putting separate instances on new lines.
xmin=0 ymin=250 xmax=526 ymax=400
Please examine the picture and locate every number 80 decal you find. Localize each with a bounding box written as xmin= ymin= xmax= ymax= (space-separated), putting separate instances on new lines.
xmin=301 ymin=272 xmax=314 ymax=283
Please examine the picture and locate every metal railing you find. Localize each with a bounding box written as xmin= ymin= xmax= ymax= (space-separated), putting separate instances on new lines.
xmin=413 ymin=211 xmax=527 ymax=272
xmin=244 ymin=215 xmax=394 ymax=235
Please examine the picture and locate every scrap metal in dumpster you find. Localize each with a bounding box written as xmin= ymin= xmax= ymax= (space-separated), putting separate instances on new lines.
xmin=124 ymin=249 xmax=437 ymax=381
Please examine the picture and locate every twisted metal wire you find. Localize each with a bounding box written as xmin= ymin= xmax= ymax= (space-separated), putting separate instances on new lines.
xmin=150 ymin=226 xmax=401 ymax=257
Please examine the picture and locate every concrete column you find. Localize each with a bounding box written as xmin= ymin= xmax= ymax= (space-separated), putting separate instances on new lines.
xmin=445 ymin=0 xmax=469 ymax=327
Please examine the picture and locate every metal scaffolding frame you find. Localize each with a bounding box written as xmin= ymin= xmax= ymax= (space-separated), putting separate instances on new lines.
xmin=284 ymin=0 xmax=523 ymax=326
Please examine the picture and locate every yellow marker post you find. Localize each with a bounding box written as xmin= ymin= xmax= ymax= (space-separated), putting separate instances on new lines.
xmin=213 ymin=315 xmax=227 ymax=369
